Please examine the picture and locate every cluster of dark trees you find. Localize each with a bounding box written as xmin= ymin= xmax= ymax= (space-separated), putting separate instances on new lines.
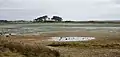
xmin=0 ymin=20 xmax=9 ymax=24
xmin=0 ymin=20 xmax=8 ymax=23
xmin=34 ymin=15 xmax=63 ymax=22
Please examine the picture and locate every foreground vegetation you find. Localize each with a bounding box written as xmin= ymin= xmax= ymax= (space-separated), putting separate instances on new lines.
xmin=0 ymin=38 xmax=60 ymax=57
xmin=0 ymin=30 xmax=120 ymax=57
xmin=46 ymin=38 xmax=120 ymax=57
xmin=0 ymin=36 xmax=120 ymax=57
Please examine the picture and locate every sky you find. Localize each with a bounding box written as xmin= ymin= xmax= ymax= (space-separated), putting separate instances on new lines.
xmin=0 ymin=0 xmax=120 ymax=21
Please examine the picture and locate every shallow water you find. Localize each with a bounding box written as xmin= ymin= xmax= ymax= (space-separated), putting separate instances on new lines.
xmin=0 ymin=23 xmax=120 ymax=35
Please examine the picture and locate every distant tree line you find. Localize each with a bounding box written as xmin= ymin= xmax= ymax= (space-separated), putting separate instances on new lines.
xmin=0 ymin=20 xmax=32 ymax=24
xmin=62 ymin=21 xmax=120 ymax=23
xmin=1 ymin=15 xmax=120 ymax=24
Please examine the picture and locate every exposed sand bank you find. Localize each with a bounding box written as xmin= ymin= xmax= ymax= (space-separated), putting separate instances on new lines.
xmin=48 ymin=37 xmax=95 ymax=42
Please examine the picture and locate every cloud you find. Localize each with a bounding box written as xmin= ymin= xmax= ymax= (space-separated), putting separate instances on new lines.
xmin=113 ymin=0 xmax=120 ymax=4
xmin=0 ymin=0 xmax=120 ymax=20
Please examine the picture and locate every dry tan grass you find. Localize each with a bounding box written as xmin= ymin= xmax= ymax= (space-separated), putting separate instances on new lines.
xmin=0 ymin=31 xmax=120 ymax=57
xmin=42 ymin=31 xmax=120 ymax=57
xmin=46 ymin=38 xmax=120 ymax=57
xmin=47 ymin=39 xmax=120 ymax=48
xmin=0 ymin=37 xmax=60 ymax=57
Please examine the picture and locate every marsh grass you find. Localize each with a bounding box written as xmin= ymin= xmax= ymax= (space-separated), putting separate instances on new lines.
xmin=48 ymin=39 xmax=120 ymax=49
xmin=46 ymin=39 xmax=120 ymax=57
xmin=0 ymin=38 xmax=60 ymax=57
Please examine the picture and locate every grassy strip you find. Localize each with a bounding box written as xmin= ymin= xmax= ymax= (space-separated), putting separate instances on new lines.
xmin=48 ymin=39 xmax=120 ymax=49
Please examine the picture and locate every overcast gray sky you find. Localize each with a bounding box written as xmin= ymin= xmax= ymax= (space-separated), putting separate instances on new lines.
xmin=0 ymin=0 xmax=120 ymax=21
